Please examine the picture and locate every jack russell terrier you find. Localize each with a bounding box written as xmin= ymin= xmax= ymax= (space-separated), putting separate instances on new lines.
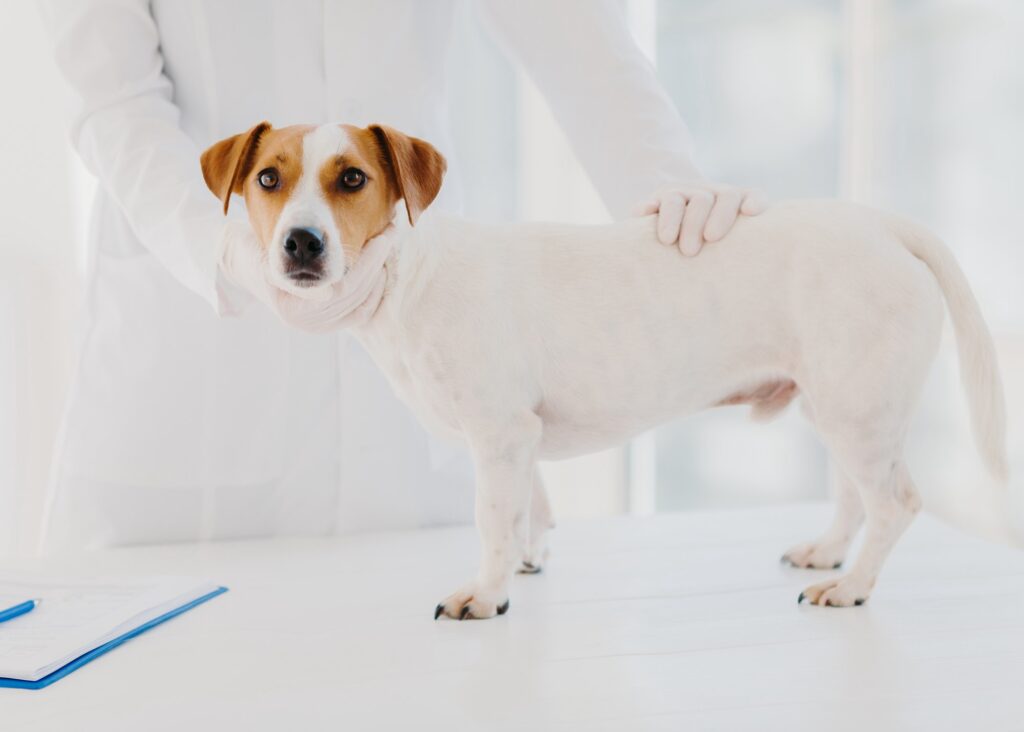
xmin=201 ymin=122 xmax=1007 ymax=619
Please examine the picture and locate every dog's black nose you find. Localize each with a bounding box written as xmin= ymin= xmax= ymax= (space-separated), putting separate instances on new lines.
xmin=283 ymin=228 xmax=325 ymax=264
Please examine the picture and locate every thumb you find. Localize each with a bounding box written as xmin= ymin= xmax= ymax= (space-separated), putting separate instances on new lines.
xmin=632 ymin=199 xmax=660 ymax=217
xmin=220 ymin=223 xmax=278 ymax=308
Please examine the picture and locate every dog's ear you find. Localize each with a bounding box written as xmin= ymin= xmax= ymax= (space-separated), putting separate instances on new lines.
xmin=200 ymin=122 xmax=272 ymax=215
xmin=368 ymin=124 xmax=446 ymax=225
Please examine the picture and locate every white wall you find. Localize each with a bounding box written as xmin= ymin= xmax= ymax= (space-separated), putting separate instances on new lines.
xmin=0 ymin=5 xmax=81 ymax=555
xmin=0 ymin=1 xmax=1020 ymax=554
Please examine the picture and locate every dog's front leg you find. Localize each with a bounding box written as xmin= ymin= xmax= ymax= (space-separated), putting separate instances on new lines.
xmin=435 ymin=412 xmax=541 ymax=620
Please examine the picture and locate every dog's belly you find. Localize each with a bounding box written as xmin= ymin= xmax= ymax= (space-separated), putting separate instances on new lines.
xmin=534 ymin=375 xmax=799 ymax=460
xmin=532 ymin=352 xmax=802 ymax=460
xmin=535 ymin=412 xmax=647 ymax=459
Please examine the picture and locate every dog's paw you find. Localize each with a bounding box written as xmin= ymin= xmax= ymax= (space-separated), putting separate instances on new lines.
xmin=781 ymin=540 xmax=847 ymax=570
xmin=518 ymin=518 xmax=552 ymax=575
xmin=517 ymin=542 xmax=549 ymax=575
xmin=797 ymin=575 xmax=873 ymax=607
xmin=434 ymin=581 xmax=510 ymax=620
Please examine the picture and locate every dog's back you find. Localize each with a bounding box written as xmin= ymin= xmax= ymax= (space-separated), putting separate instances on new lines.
xmin=415 ymin=201 xmax=968 ymax=460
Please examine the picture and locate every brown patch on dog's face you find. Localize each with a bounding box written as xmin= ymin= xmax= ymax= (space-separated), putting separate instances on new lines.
xmin=366 ymin=124 xmax=447 ymax=226
xmin=200 ymin=121 xmax=271 ymax=215
xmin=200 ymin=122 xmax=446 ymax=293
xmin=315 ymin=125 xmax=405 ymax=264
xmin=238 ymin=125 xmax=314 ymax=251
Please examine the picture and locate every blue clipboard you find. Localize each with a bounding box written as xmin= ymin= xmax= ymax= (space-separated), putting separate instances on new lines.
xmin=0 ymin=586 xmax=227 ymax=690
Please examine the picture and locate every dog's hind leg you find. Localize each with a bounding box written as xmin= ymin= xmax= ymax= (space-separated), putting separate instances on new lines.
xmin=798 ymin=447 xmax=920 ymax=607
xmin=518 ymin=468 xmax=554 ymax=574
xmin=782 ymin=460 xmax=864 ymax=569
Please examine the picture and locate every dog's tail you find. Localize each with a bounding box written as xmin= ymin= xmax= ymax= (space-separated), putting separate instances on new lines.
xmin=894 ymin=218 xmax=1008 ymax=484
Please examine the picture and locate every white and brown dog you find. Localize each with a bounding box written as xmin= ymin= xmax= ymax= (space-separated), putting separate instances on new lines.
xmin=201 ymin=122 xmax=1007 ymax=619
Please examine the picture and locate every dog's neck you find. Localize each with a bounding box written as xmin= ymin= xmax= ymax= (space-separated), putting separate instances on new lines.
xmin=307 ymin=223 xmax=404 ymax=329
xmin=347 ymin=213 xmax=443 ymax=342
xmin=362 ymin=214 xmax=434 ymax=312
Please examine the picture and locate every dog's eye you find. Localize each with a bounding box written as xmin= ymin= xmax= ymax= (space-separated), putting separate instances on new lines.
xmin=339 ymin=168 xmax=366 ymax=190
xmin=257 ymin=168 xmax=279 ymax=190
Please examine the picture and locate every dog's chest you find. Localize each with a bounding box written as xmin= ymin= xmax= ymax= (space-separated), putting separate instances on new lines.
xmin=356 ymin=326 xmax=469 ymax=447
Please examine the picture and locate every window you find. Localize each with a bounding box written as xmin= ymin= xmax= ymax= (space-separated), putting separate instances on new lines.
xmin=449 ymin=0 xmax=1022 ymax=530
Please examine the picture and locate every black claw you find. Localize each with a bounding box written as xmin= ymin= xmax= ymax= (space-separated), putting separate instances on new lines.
xmin=832 ymin=561 xmax=842 ymax=569
xmin=496 ymin=600 xmax=510 ymax=615
xmin=854 ymin=598 xmax=865 ymax=606
xmin=434 ymin=604 xmax=444 ymax=620
xmin=459 ymin=605 xmax=471 ymax=620
xmin=797 ymin=592 xmax=806 ymax=604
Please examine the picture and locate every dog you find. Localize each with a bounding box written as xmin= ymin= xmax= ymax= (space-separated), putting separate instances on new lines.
xmin=201 ymin=122 xmax=1007 ymax=619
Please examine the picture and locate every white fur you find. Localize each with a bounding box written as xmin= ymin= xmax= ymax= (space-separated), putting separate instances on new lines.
xmin=263 ymin=151 xmax=1007 ymax=617
xmin=269 ymin=125 xmax=352 ymax=299
xmin=348 ymin=201 xmax=1007 ymax=617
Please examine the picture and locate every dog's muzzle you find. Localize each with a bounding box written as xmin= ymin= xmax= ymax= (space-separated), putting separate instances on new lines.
xmin=283 ymin=227 xmax=325 ymax=283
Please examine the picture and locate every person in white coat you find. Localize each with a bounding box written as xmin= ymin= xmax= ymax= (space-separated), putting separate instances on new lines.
xmin=38 ymin=0 xmax=762 ymax=550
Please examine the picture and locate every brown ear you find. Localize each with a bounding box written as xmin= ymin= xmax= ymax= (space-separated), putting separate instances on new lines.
xmin=200 ymin=122 xmax=272 ymax=214
xmin=369 ymin=124 xmax=446 ymax=225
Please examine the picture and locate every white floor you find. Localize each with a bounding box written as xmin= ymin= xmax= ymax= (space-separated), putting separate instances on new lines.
xmin=3 ymin=503 xmax=1024 ymax=731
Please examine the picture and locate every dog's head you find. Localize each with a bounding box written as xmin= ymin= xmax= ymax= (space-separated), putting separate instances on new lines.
xmin=201 ymin=123 xmax=446 ymax=295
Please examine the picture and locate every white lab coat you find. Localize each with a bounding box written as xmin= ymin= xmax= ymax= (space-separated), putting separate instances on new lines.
xmin=38 ymin=0 xmax=698 ymax=550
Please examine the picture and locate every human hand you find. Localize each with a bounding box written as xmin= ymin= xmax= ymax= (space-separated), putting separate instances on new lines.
xmin=218 ymin=220 xmax=390 ymax=333
xmin=217 ymin=219 xmax=331 ymax=321
xmin=634 ymin=183 xmax=767 ymax=256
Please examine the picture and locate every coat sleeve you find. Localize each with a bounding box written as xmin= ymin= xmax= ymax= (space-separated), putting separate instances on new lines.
xmin=38 ymin=0 xmax=232 ymax=312
xmin=476 ymin=0 xmax=702 ymax=218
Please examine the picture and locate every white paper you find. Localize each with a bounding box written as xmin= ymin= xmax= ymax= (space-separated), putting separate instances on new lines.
xmin=0 ymin=575 xmax=220 ymax=681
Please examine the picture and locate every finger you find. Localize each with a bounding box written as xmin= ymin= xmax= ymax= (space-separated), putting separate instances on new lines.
xmin=740 ymin=190 xmax=768 ymax=216
xmin=632 ymin=199 xmax=659 ymax=217
xmin=702 ymin=189 xmax=742 ymax=242
xmin=678 ymin=192 xmax=713 ymax=256
xmin=272 ymin=291 xmax=326 ymax=333
xmin=656 ymin=194 xmax=685 ymax=246
xmin=272 ymin=290 xmax=305 ymax=322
